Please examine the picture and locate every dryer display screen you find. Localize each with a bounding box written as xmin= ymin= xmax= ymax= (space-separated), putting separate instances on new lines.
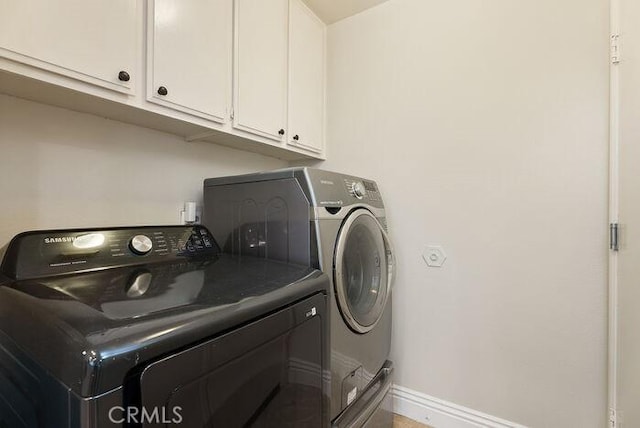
xmin=363 ymin=181 xmax=377 ymax=192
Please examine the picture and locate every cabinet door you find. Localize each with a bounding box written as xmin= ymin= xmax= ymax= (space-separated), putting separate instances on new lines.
xmin=233 ymin=0 xmax=288 ymax=141
xmin=0 ymin=0 xmax=137 ymax=93
xmin=288 ymin=0 xmax=325 ymax=153
xmin=148 ymin=0 xmax=232 ymax=122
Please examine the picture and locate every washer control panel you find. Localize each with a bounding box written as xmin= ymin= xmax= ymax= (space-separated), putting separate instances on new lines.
xmin=1 ymin=226 xmax=220 ymax=280
xmin=129 ymin=234 xmax=153 ymax=255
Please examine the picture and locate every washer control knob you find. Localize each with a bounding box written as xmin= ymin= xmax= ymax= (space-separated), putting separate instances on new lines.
xmin=129 ymin=235 xmax=153 ymax=255
xmin=351 ymin=182 xmax=366 ymax=199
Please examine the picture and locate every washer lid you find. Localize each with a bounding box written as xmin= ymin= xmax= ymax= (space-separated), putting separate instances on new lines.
xmin=334 ymin=209 xmax=394 ymax=334
xmin=0 ymin=250 xmax=328 ymax=397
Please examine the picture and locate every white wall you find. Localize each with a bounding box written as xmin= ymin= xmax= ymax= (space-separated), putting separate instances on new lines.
xmin=321 ymin=0 xmax=609 ymax=426
xmin=0 ymin=94 xmax=286 ymax=246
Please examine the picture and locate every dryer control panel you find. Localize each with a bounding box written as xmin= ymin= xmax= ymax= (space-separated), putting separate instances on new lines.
xmin=0 ymin=226 xmax=219 ymax=280
xmin=343 ymin=178 xmax=382 ymax=202
xmin=304 ymin=169 xmax=385 ymax=208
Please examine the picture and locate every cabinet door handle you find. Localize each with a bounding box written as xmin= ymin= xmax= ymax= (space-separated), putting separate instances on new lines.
xmin=118 ymin=71 xmax=130 ymax=82
xmin=157 ymin=86 xmax=168 ymax=96
xmin=278 ymin=129 xmax=285 ymax=136
xmin=293 ymin=135 xmax=299 ymax=141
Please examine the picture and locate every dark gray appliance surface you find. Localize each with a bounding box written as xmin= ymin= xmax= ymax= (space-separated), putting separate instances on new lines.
xmin=0 ymin=225 xmax=330 ymax=427
xmin=203 ymin=167 xmax=385 ymax=268
xmin=138 ymin=292 xmax=326 ymax=428
xmin=204 ymin=167 xmax=385 ymax=210
xmin=331 ymin=361 xmax=393 ymax=428
xmin=204 ymin=168 xmax=394 ymax=422
xmin=204 ymin=174 xmax=315 ymax=266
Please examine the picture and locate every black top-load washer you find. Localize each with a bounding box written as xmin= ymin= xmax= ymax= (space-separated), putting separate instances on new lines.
xmin=0 ymin=225 xmax=329 ymax=428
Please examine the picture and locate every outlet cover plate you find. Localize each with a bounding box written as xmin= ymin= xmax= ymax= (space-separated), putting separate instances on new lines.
xmin=423 ymin=245 xmax=447 ymax=267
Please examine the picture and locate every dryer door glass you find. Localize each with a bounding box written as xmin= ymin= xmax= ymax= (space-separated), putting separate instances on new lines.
xmin=335 ymin=209 xmax=393 ymax=333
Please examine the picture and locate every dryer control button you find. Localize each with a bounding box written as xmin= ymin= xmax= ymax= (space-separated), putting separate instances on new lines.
xmin=129 ymin=235 xmax=153 ymax=255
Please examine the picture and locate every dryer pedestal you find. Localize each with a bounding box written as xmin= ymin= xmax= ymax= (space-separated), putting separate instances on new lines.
xmin=332 ymin=361 xmax=394 ymax=428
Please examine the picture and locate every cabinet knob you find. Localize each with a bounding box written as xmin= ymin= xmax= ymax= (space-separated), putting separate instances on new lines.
xmin=293 ymin=135 xmax=299 ymax=141
xmin=157 ymin=86 xmax=168 ymax=96
xmin=278 ymin=129 xmax=285 ymax=136
xmin=118 ymin=71 xmax=130 ymax=82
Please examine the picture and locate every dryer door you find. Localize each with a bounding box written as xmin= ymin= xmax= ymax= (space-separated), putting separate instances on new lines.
xmin=334 ymin=209 xmax=394 ymax=334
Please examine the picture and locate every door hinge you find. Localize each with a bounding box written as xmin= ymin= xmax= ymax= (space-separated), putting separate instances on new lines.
xmin=611 ymin=34 xmax=621 ymax=64
xmin=609 ymin=408 xmax=617 ymax=427
xmin=610 ymin=222 xmax=620 ymax=251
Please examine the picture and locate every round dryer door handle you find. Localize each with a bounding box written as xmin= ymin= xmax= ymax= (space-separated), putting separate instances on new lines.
xmin=374 ymin=216 xmax=396 ymax=295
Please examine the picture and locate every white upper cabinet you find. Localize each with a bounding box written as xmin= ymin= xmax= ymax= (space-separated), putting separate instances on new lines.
xmin=0 ymin=0 xmax=326 ymax=159
xmin=233 ymin=0 xmax=289 ymax=141
xmin=147 ymin=0 xmax=232 ymax=122
xmin=0 ymin=0 xmax=137 ymax=93
xmin=288 ymin=0 xmax=325 ymax=153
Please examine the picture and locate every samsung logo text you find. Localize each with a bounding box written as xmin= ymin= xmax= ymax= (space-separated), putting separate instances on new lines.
xmin=44 ymin=237 xmax=76 ymax=244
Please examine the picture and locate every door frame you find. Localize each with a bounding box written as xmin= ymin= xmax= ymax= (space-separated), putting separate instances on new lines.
xmin=608 ymin=0 xmax=620 ymax=425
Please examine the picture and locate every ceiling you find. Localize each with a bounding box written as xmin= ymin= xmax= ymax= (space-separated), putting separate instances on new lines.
xmin=303 ymin=0 xmax=391 ymax=24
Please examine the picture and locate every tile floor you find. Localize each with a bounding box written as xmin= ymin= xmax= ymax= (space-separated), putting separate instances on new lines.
xmin=393 ymin=414 xmax=432 ymax=428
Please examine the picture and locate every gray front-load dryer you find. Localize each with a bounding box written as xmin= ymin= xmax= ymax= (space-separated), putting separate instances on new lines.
xmin=204 ymin=168 xmax=395 ymax=426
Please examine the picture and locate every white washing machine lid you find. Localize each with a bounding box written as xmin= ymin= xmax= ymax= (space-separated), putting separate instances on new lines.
xmin=334 ymin=209 xmax=395 ymax=334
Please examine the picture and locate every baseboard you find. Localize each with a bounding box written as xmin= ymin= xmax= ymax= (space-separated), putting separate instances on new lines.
xmin=391 ymin=385 xmax=528 ymax=428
